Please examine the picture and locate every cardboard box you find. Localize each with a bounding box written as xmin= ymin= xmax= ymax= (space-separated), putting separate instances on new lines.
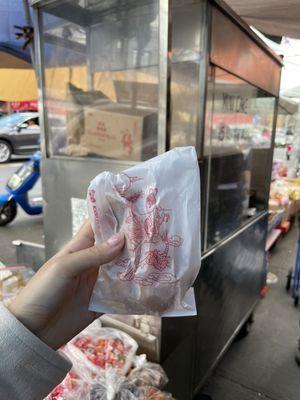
xmin=66 ymin=83 xmax=110 ymax=146
xmin=82 ymin=104 xmax=157 ymax=161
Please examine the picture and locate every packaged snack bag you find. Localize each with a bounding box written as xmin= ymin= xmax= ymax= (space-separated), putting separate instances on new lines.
xmin=89 ymin=370 xmax=139 ymax=400
xmin=87 ymin=147 xmax=201 ymax=316
xmin=66 ymin=324 xmax=138 ymax=377
xmin=128 ymin=355 xmax=168 ymax=389
xmin=47 ymin=323 xmax=138 ymax=400
xmin=46 ymin=370 xmax=88 ymax=400
xmin=137 ymin=387 xmax=174 ymax=400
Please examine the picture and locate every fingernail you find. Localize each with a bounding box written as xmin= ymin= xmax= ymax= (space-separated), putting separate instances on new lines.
xmin=107 ymin=232 xmax=124 ymax=246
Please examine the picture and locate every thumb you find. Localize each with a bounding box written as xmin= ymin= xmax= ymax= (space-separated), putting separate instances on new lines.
xmin=60 ymin=232 xmax=125 ymax=276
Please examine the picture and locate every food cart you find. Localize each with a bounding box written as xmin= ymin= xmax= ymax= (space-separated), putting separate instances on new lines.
xmin=30 ymin=0 xmax=282 ymax=398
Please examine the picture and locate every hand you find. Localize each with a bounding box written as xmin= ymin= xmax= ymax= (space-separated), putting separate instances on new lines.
xmin=8 ymin=221 xmax=124 ymax=350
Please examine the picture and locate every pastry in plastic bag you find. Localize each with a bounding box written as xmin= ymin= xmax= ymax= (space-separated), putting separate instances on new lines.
xmin=128 ymin=355 xmax=168 ymax=389
xmin=48 ymin=323 xmax=138 ymax=400
xmin=87 ymin=147 xmax=201 ymax=316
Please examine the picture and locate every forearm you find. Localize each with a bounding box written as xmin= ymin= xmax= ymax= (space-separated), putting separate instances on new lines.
xmin=0 ymin=303 xmax=71 ymax=400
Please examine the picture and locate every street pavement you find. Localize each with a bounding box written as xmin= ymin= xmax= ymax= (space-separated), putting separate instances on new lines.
xmin=0 ymin=158 xmax=44 ymax=265
xmin=207 ymin=225 xmax=300 ymax=400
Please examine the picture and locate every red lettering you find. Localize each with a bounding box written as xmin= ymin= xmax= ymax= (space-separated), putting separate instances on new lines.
xmin=88 ymin=189 xmax=96 ymax=203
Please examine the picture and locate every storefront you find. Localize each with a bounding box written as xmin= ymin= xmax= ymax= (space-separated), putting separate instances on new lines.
xmin=30 ymin=0 xmax=282 ymax=398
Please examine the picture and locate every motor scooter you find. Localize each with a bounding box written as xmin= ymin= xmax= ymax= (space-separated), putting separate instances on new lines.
xmin=0 ymin=151 xmax=43 ymax=226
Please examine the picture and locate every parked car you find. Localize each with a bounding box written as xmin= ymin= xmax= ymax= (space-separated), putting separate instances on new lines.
xmin=0 ymin=112 xmax=40 ymax=163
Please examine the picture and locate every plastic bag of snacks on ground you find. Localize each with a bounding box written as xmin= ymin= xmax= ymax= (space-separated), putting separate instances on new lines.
xmin=46 ymin=370 xmax=88 ymax=400
xmin=128 ymin=355 xmax=168 ymax=389
xmin=87 ymin=147 xmax=201 ymax=316
xmin=66 ymin=324 xmax=138 ymax=377
xmin=89 ymin=370 xmax=174 ymax=400
xmin=89 ymin=369 xmax=140 ymax=400
xmin=47 ymin=323 xmax=138 ymax=400
xmin=137 ymin=387 xmax=174 ymax=400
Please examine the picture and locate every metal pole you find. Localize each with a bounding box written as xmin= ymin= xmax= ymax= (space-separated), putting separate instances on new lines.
xmin=158 ymin=0 xmax=172 ymax=154
xmin=32 ymin=8 xmax=48 ymax=157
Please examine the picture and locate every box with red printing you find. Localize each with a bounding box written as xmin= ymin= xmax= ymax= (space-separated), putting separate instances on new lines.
xmin=82 ymin=104 xmax=157 ymax=161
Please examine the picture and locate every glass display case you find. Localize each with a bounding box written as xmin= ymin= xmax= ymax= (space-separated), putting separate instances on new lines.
xmin=31 ymin=0 xmax=282 ymax=398
xmin=204 ymin=67 xmax=276 ymax=248
xmin=39 ymin=0 xmax=207 ymax=161
xmin=41 ymin=0 xmax=160 ymax=161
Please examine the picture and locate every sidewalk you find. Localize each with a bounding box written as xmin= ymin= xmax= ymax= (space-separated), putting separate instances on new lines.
xmin=0 ymin=214 xmax=43 ymax=265
xmin=207 ymin=225 xmax=300 ymax=400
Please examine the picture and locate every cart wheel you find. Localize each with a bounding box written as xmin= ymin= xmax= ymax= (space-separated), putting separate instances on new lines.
xmin=286 ymin=270 xmax=293 ymax=292
xmin=294 ymin=295 xmax=299 ymax=307
xmin=235 ymin=313 xmax=254 ymax=341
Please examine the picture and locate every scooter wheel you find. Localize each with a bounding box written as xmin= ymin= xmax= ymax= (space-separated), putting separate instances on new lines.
xmin=0 ymin=201 xmax=17 ymax=226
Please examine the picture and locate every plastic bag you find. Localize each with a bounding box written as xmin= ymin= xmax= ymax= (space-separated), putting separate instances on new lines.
xmin=89 ymin=369 xmax=139 ymax=400
xmin=128 ymin=355 xmax=168 ymax=389
xmin=137 ymin=387 xmax=174 ymax=400
xmin=46 ymin=370 xmax=88 ymax=400
xmin=66 ymin=323 xmax=138 ymax=377
xmin=47 ymin=323 xmax=138 ymax=400
xmin=87 ymin=147 xmax=201 ymax=316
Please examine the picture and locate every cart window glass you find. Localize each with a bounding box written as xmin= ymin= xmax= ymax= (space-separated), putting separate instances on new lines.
xmin=205 ymin=67 xmax=276 ymax=248
xmin=169 ymin=0 xmax=205 ymax=149
xmin=41 ymin=0 xmax=159 ymax=161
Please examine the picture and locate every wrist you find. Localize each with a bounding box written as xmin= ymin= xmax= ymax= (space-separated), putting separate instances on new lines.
xmin=7 ymin=302 xmax=25 ymax=327
xmin=7 ymin=302 xmax=53 ymax=348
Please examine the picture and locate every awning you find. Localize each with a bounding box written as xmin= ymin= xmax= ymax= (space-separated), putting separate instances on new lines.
xmin=0 ymin=68 xmax=37 ymax=101
xmin=278 ymin=97 xmax=299 ymax=115
xmin=225 ymin=0 xmax=300 ymax=39
xmin=0 ymin=0 xmax=32 ymax=65
xmin=0 ymin=0 xmax=37 ymax=101
xmin=0 ymin=50 xmax=31 ymax=69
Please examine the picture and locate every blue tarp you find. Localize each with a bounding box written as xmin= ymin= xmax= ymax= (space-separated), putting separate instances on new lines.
xmin=0 ymin=0 xmax=31 ymax=63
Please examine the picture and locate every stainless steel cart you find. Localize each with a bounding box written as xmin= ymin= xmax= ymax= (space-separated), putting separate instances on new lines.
xmin=30 ymin=0 xmax=282 ymax=398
